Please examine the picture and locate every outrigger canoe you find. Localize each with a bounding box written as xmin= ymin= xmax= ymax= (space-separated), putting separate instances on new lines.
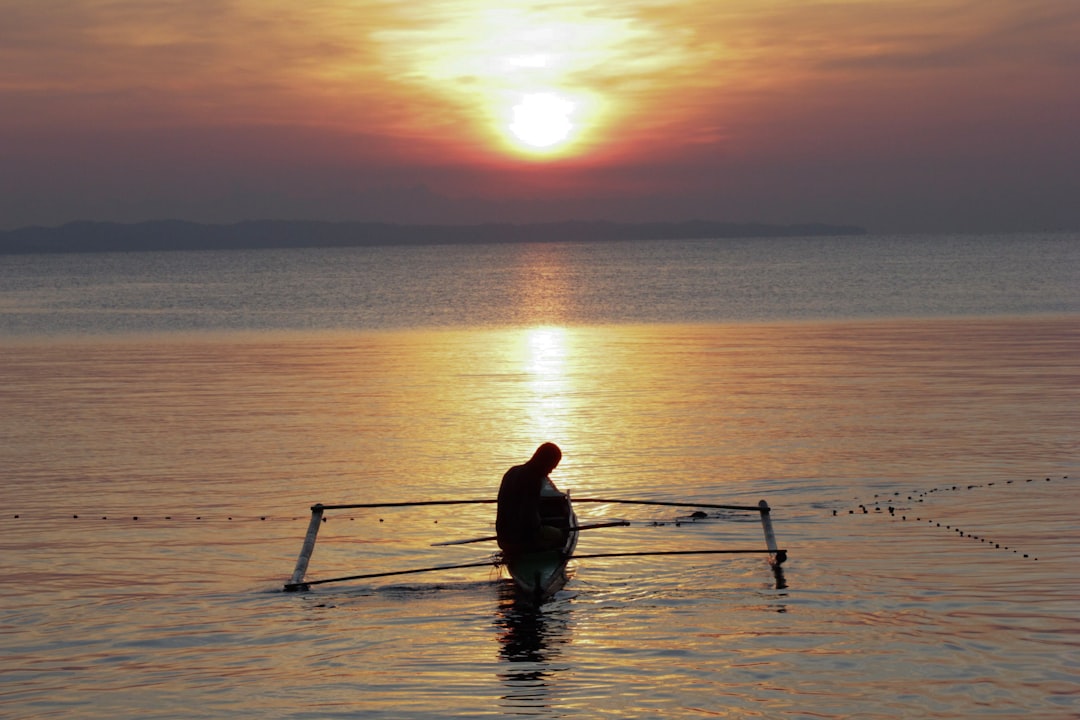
xmin=283 ymin=497 xmax=785 ymax=595
xmin=501 ymin=478 xmax=579 ymax=601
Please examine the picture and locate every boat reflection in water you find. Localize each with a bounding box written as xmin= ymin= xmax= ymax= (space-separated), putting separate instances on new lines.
xmin=494 ymin=581 xmax=573 ymax=712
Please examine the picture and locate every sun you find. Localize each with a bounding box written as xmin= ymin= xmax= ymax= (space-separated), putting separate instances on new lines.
xmin=509 ymin=92 xmax=576 ymax=150
xmin=371 ymin=8 xmax=637 ymax=160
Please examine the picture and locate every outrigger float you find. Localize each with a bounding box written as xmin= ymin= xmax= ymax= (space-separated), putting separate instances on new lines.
xmin=283 ymin=490 xmax=786 ymax=602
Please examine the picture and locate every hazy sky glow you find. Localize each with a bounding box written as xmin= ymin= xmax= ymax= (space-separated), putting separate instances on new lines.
xmin=2 ymin=0 xmax=1078 ymax=232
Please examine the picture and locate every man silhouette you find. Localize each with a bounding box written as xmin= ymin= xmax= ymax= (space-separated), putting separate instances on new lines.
xmin=496 ymin=442 xmax=565 ymax=556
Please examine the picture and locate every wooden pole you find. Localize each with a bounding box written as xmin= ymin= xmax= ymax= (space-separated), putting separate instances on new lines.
xmin=315 ymin=499 xmax=496 ymax=511
xmin=315 ymin=498 xmax=762 ymax=512
xmin=284 ymin=504 xmax=325 ymax=591
xmin=571 ymin=498 xmax=763 ymax=512
xmin=431 ymin=520 xmax=631 ymax=547
xmin=758 ymin=500 xmax=786 ymax=565
xmin=573 ymin=548 xmax=784 ymax=560
xmin=283 ymin=558 xmax=501 ymax=591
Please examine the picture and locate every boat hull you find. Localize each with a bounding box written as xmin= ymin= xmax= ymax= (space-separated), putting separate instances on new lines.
xmin=505 ymin=480 xmax=578 ymax=601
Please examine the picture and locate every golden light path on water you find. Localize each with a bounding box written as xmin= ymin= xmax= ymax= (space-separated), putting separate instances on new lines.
xmin=522 ymin=326 xmax=572 ymax=444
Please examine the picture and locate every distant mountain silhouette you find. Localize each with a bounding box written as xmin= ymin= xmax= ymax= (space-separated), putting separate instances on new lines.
xmin=0 ymin=219 xmax=867 ymax=255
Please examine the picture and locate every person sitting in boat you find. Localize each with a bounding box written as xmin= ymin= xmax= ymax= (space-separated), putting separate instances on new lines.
xmin=496 ymin=442 xmax=566 ymax=557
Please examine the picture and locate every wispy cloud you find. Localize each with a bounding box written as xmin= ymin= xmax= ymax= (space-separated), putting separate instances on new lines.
xmin=1 ymin=0 xmax=1077 ymax=231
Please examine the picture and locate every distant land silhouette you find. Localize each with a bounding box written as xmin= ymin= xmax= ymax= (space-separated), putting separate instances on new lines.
xmin=0 ymin=219 xmax=867 ymax=255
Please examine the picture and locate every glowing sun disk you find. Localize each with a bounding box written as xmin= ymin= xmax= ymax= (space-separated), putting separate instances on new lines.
xmin=510 ymin=93 xmax=575 ymax=148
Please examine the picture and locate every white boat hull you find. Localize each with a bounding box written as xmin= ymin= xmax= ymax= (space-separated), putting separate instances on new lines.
xmin=505 ymin=480 xmax=578 ymax=601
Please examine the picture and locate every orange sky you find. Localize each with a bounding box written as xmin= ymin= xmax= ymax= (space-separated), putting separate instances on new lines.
xmin=1 ymin=0 xmax=1078 ymax=232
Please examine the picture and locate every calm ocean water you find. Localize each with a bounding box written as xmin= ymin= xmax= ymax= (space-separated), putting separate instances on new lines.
xmin=1 ymin=233 xmax=1078 ymax=718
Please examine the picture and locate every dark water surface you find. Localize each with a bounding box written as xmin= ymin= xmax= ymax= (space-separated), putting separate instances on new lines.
xmin=1 ymin=233 xmax=1076 ymax=334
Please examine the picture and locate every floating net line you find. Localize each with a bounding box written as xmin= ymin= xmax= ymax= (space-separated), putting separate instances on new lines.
xmin=833 ymin=474 xmax=1073 ymax=562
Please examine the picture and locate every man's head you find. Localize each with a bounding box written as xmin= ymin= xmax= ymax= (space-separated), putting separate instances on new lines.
xmin=529 ymin=442 xmax=562 ymax=473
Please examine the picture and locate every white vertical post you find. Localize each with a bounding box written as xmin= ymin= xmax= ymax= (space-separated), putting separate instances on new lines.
xmin=758 ymin=500 xmax=785 ymax=565
xmin=285 ymin=504 xmax=325 ymax=590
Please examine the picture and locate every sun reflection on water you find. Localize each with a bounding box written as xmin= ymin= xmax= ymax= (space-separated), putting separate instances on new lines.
xmin=521 ymin=326 xmax=572 ymax=451
xmin=524 ymin=326 xmax=566 ymax=376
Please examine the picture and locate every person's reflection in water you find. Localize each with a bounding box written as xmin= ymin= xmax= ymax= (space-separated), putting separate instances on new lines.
xmin=494 ymin=581 xmax=571 ymax=713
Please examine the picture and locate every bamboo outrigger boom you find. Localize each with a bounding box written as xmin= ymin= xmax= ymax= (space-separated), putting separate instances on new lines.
xmin=285 ymin=500 xmax=498 ymax=592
